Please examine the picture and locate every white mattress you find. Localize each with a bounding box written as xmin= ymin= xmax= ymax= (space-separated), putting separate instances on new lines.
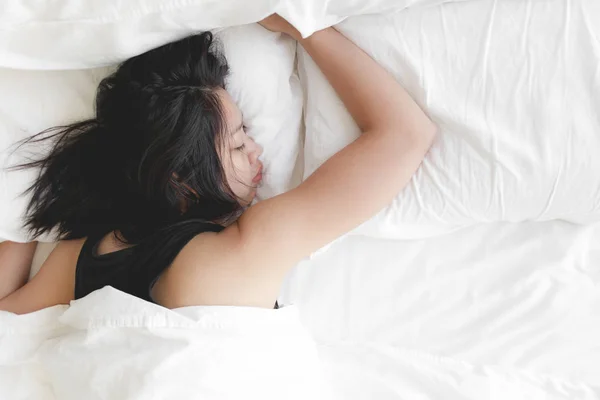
xmin=279 ymin=221 xmax=600 ymax=399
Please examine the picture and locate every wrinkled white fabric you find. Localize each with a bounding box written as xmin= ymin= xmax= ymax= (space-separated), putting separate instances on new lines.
xmin=0 ymin=287 xmax=335 ymax=400
xmin=280 ymin=220 xmax=600 ymax=399
xmin=1 ymin=0 xmax=600 ymax=398
xmin=300 ymin=0 xmax=600 ymax=239
xmin=0 ymin=0 xmax=458 ymax=69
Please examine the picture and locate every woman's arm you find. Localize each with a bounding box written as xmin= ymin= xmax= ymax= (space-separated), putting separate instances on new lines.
xmin=0 ymin=240 xmax=80 ymax=314
xmin=160 ymin=16 xmax=437 ymax=308
xmin=0 ymin=241 xmax=37 ymax=300
xmin=238 ymin=24 xmax=436 ymax=268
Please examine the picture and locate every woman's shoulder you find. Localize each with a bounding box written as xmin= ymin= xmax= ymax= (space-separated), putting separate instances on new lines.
xmin=54 ymin=238 xmax=87 ymax=257
xmin=163 ymin=225 xmax=238 ymax=282
xmin=153 ymin=222 xmax=281 ymax=309
xmin=44 ymin=238 xmax=87 ymax=275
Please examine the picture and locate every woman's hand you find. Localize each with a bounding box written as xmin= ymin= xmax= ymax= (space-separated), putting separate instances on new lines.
xmin=259 ymin=14 xmax=301 ymax=41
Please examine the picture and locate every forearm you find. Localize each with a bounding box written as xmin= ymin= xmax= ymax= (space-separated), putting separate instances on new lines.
xmin=0 ymin=241 xmax=37 ymax=300
xmin=300 ymin=27 xmax=435 ymax=134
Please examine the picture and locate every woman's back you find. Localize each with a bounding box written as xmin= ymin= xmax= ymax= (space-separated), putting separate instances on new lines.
xmin=75 ymin=223 xmax=223 ymax=304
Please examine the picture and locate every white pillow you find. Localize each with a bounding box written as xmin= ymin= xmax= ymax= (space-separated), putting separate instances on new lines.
xmin=0 ymin=68 xmax=108 ymax=242
xmin=300 ymin=1 xmax=600 ymax=239
xmin=0 ymin=25 xmax=302 ymax=242
xmin=218 ymin=26 xmax=302 ymax=201
xmin=0 ymin=0 xmax=275 ymax=69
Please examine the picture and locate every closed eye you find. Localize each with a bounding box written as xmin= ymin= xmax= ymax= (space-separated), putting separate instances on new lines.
xmin=235 ymin=144 xmax=246 ymax=151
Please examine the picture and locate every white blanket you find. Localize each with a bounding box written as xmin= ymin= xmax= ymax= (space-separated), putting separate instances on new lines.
xmin=0 ymin=0 xmax=453 ymax=69
xmin=0 ymin=288 xmax=334 ymax=400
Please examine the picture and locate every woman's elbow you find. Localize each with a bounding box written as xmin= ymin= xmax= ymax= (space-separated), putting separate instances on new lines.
xmin=407 ymin=121 xmax=438 ymax=162
xmin=419 ymin=119 xmax=438 ymax=150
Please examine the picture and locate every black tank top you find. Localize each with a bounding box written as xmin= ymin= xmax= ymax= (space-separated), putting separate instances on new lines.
xmin=74 ymin=221 xmax=224 ymax=303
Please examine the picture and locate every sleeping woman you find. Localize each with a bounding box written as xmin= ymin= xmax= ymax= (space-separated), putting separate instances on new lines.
xmin=0 ymin=14 xmax=436 ymax=314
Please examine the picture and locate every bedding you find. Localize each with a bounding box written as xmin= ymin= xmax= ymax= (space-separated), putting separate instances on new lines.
xmin=0 ymin=0 xmax=456 ymax=69
xmin=279 ymin=220 xmax=600 ymax=399
xmin=300 ymin=0 xmax=600 ymax=239
xmin=0 ymin=287 xmax=335 ymax=400
xmin=1 ymin=0 xmax=600 ymax=398
xmin=0 ymin=25 xmax=302 ymax=242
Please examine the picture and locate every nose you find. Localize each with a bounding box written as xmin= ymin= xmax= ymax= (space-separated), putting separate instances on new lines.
xmin=248 ymin=138 xmax=263 ymax=164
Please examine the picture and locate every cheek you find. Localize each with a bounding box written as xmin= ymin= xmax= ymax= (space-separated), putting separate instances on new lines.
xmin=223 ymin=153 xmax=250 ymax=187
xmin=232 ymin=153 xmax=251 ymax=178
xmin=220 ymin=157 xmax=236 ymax=191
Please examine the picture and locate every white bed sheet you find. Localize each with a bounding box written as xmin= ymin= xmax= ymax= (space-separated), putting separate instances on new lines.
xmin=279 ymin=221 xmax=600 ymax=399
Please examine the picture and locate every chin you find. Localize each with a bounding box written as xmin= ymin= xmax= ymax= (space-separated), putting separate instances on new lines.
xmin=238 ymin=196 xmax=252 ymax=207
xmin=244 ymin=192 xmax=258 ymax=206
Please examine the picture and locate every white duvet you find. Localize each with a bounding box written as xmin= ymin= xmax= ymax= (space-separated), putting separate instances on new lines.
xmin=0 ymin=288 xmax=334 ymax=400
xmin=0 ymin=0 xmax=455 ymax=69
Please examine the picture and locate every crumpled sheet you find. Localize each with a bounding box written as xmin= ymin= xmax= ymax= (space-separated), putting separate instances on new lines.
xmin=280 ymin=220 xmax=600 ymax=399
xmin=0 ymin=0 xmax=460 ymax=69
xmin=0 ymin=287 xmax=335 ymax=400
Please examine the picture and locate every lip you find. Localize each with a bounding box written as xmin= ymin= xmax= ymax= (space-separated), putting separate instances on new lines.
xmin=252 ymin=165 xmax=263 ymax=184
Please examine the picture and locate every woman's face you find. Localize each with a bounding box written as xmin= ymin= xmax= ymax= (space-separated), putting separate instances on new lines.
xmin=218 ymin=90 xmax=264 ymax=206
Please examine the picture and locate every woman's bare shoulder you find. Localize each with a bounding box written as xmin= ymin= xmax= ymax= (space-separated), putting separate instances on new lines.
xmin=152 ymin=224 xmax=281 ymax=309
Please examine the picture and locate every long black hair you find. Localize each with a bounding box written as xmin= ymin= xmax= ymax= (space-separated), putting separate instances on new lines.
xmin=18 ymin=32 xmax=241 ymax=243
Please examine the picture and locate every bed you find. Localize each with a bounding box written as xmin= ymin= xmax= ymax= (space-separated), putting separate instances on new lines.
xmin=1 ymin=0 xmax=599 ymax=398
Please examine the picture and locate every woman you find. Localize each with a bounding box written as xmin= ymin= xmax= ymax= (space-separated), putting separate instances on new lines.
xmin=0 ymin=15 xmax=436 ymax=314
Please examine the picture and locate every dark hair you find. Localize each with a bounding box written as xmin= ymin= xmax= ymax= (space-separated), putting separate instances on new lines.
xmin=18 ymin=32 xmax=241 ymax=242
